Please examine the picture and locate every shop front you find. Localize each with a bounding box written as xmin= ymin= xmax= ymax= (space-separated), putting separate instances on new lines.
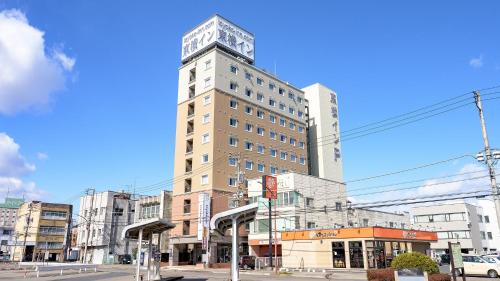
xmin=281 ymin=227 xmax=437 ymax=270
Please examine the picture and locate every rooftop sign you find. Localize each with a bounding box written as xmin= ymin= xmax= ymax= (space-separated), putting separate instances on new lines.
xmin=181 ymin=15 xmax=254 ymax=63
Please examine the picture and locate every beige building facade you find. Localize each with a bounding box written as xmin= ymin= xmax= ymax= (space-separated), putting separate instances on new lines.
xmin=13 ymin=201 xmax=72 ymax=262
xmin=171 ymin=16 xmax=309 ymax=265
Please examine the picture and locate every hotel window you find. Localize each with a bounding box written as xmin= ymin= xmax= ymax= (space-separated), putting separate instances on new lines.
xmin=201 ymin=153 xmax=209 ymax=164
xmin=290 ymin=154 xmax=297 ymax=162
xmin=230 ymin=65 xmax=238 ymax=74
xmin=202 ymin=133 xmax=210 ymax=144
xmin=298 ymin=126 xmax=305 ymax=133
xmin=205 ymin=59 xmax=212 ymax=70
xmin=279 ymin=118 xmax=286 ymax=127
xmin=201 ymin=174 xmax=209 ymax=185
xmin=257 ymin=127 xmax=264 ymax=136
xmin=270 ymin=148 xmax=277 ymax=157
xmin=270 ymin=166 xmax=278 ymax=174
xmin=299 ymin=156 xmax=306 ymax=165
xmin=245 ymin=106 xmax=253 ymax=115
xmin=256 ymin=110 xmax=264 ymax=119
xmin=257 ymin=93 xmax=264 ymax=102
xmin=280 ymin=134 xmax=287 ymax=143
xmin=245 ymin=160 xmax=253 ymax=170
xmin=245 ymin=123 xmax=253 ymax=132
xmin=269 ymin=98 xmax=276 ymax=107
xmin=290 ymin=138 xmax=296 ymax=146
xmin=245 ymin=88 xmax=253 ymax=98
xmin=298 ymin=111 xmax=304 ymax=118
xmin=269 ymin=83 xmax=275 ymax=91
xmin=183 ymin=199 xmax=191 ymax=214
xmin=485 ymin=216 xmax=490 ymax=223
xmin=269 ymin=130 xmax=277 ymax=140
xmin=257 ymin=77 xmax=263 ymax=85
xmin=204 ymin=77 xmax=212 ymax=88
xmin=488 ymin=232 xmax=493 ymax=239
xmin=288 ymin=92 xmax=295 ymax=100
xmin=182 ymin=220 xmax=190 ymax=235
xmin=230 ymin=81 xmax=238 ymax=91
xmin=228 ymin=157 xmax=237 ymax=166
xmin=257 ymin=144 xmax=265 ymax=154
xmin=229 ymin=177 xmax=237 ymax=187
xmin=278 ymin=88 xmax=285 ymax=96
xmin=229 ymin=118 xmax=238 ymax=127
xmin=269 ymin=114 xmax=276 ymax=123
xmin=229 ymin=99 xmax=238 ymax=109
xmin=258 ymin=163 xmax=265 ymax=173
xmin=203 ymin=95 xmax=211 ymax=105
xmin=289 ymin=107 xmax=295 ymax=115
xmin=245 ymin=71 xmax=252 ymax=80
xmin=280 ymin=151 xmax=287 ymax=160
xmin=245 ymin=141 xmax=253 ymax=151
xmin=289 ymin=122 xmax=295 ymax=130
xmin=229 ymin=136 xmax=238 ymax=147
xmin=297 ymin=96 xmax=303 ymax=103
xmin=202 ymin=113 xmax=210 ymax=124
xmin=279 ymin=103 xmax=286 ymax=111
xmin=299 ymin=141 xmax=305 ymax=149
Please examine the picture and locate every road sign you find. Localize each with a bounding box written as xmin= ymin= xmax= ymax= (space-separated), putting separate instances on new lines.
xmin=451 ymin=243 xmax=463 ymax=268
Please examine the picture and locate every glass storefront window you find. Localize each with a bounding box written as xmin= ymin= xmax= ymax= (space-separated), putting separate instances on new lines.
xmin=349 ymin=241 xmax=364 ymax=269
xmin=332 ymin=242 xmax=346 ymax=268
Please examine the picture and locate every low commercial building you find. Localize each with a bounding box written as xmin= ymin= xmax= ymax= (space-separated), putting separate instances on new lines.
xmin=12 ymin=201 xmax=72 ymax=262
xmin=0 ymin=197 xmax=23 ymax=259
xmin=76 ymin=191 xmax=135 ymax=264
xmin=411 ymin=200 xmax=500 ymax=255
xmin=247 ymin=173 xmax=410 ymax=264
xmin=134 ymin=191 xmax=172 ymax=264
xmin=281 ymin=227 xmax=437 ymax=270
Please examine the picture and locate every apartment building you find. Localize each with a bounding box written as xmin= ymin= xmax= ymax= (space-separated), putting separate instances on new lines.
xmin=411 ymin=200 xmax=500 ymax=255
xmin=12 ymin=201 xmax=72 ymax=262
xmin=76 ymin=191 xmax=135 ymax=264
xmin=246 ymin=172 xmax=410 ymax=260
xmin=303 ymin=83 xmax=343 ymax=182
xmin=171 ymin=15 xmax=310 ymax=266
xmin=134 ymin=191 xmax=172 ymax=262
xmin=0 ymin=197 xmax=23 ymax=259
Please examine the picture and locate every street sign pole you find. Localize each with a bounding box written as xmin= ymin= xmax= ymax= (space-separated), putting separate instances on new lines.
xmin=449 ymin=242 xmax=457 ymax=281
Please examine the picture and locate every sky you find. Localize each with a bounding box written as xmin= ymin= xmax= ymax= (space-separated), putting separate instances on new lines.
xmin=0 ymin=1 xmax=499 ymax=209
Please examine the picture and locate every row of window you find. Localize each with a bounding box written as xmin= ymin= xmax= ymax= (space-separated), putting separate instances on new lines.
xmin=480 ymin=231 xmax=494 ymax=240
xmin=39 ymin=226 xmax=66 ymax=235
xmin=41 ymin=211 xmax=67 ymax=220
xmin=36 ymin=242 xmax=63 ymax=249
xmin=228 ymin=83 xmax=306 ymax=119
xmin=436 ymin=231 xmax=471 ymax=239
xmin=227 ymin=103 xmax=306 ymax=134
xmin=413 ymin=212 xmax=466 ymax=223
xmin=230 ymin=65 xmax=304 ymax=102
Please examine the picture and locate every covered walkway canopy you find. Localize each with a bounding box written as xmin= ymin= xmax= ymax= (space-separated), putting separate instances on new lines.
xmin=210 ymin=203 xmax=258 ymax=281
xmin=122 ymin=218 xmax=175 ymax=281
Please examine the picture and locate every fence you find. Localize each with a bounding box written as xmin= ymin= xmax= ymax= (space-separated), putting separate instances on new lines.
xmin=255 ymin=257 xmax=282 ymax=270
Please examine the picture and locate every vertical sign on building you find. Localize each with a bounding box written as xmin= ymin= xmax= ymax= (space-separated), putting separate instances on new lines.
xmin=181 ymin=15 xmax=255 ymax=63
xmin=197 ymin=192 xmax=210 ymax=251
xmin=262 ymin=175 xmax=277 ymax=199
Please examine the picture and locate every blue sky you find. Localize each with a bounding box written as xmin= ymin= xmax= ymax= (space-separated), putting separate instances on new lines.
xmin=0 ymin=1 xmax=499 ymax=207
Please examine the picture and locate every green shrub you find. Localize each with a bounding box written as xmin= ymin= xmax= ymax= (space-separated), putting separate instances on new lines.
xmin=391 ymin=252 xmax=439 ymax=274
xmin=367 ymin=268 xmax=395 ymax=281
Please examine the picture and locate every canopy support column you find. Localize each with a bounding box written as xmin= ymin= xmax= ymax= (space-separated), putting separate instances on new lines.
xmin=231 ymin=216 xmax=239 ymax=281
xmin=136 ymin=228 xmax=143 ymax=281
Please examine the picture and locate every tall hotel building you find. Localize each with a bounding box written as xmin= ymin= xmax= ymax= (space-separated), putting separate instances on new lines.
xmin=170 ymin=15 xmax=342 ymax=265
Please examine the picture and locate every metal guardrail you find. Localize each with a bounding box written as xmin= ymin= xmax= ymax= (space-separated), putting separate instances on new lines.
xmin=33 ymin=264 xmax=97 ymax=278
xmin=255 ymin=257 xmax=282 ymax=270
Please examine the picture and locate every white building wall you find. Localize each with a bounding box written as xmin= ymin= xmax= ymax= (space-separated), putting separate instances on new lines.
xmin=302 ymin=83 xmax=343 ymax=182
xmin=477 ymin=199 xmax=500 ymax=252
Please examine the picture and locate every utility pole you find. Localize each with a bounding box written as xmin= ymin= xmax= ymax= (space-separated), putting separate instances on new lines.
xmin=230 ymin=153 xmax=245 ymax=208
xmin=473 ymin=91 xmax=500 ymax=232
xmin=20 ymin=202 xmax=33 ymax=262
xmin=83 ymin=188 xmax=95 ymax=264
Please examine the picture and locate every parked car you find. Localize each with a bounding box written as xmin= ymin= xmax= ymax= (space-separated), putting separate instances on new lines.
xmin=239 ymin=255 xmax=255 ymax=270
xmin=483 ymin=255 xmax=500 ymax=264
xmin=440 ymin=253 xmax=450 ymax=265
xmin=454 ymin=254 xmax=500 ymax=278
xmin=121 ymin=254 xmax=132 ymax=264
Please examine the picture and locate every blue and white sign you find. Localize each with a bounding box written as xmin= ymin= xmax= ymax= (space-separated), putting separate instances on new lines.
xmin=182 ymin=15 xmax=254 ymax=63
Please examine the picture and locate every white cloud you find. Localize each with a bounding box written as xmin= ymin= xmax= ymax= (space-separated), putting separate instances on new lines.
xmin=0 ymin=9 xmax=75 ymax=115
xmin=0 ymin=132 xmax=35 ymax=176
xmin=0 ymin=177 xmax=47 ymax=201
xmin=469 ymin=55 xmax=484 ymax=68
xmin=36 ymin=152 xmax=48 ymax=160
xmin=0 ymin=132 xmax=46 ymax=201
